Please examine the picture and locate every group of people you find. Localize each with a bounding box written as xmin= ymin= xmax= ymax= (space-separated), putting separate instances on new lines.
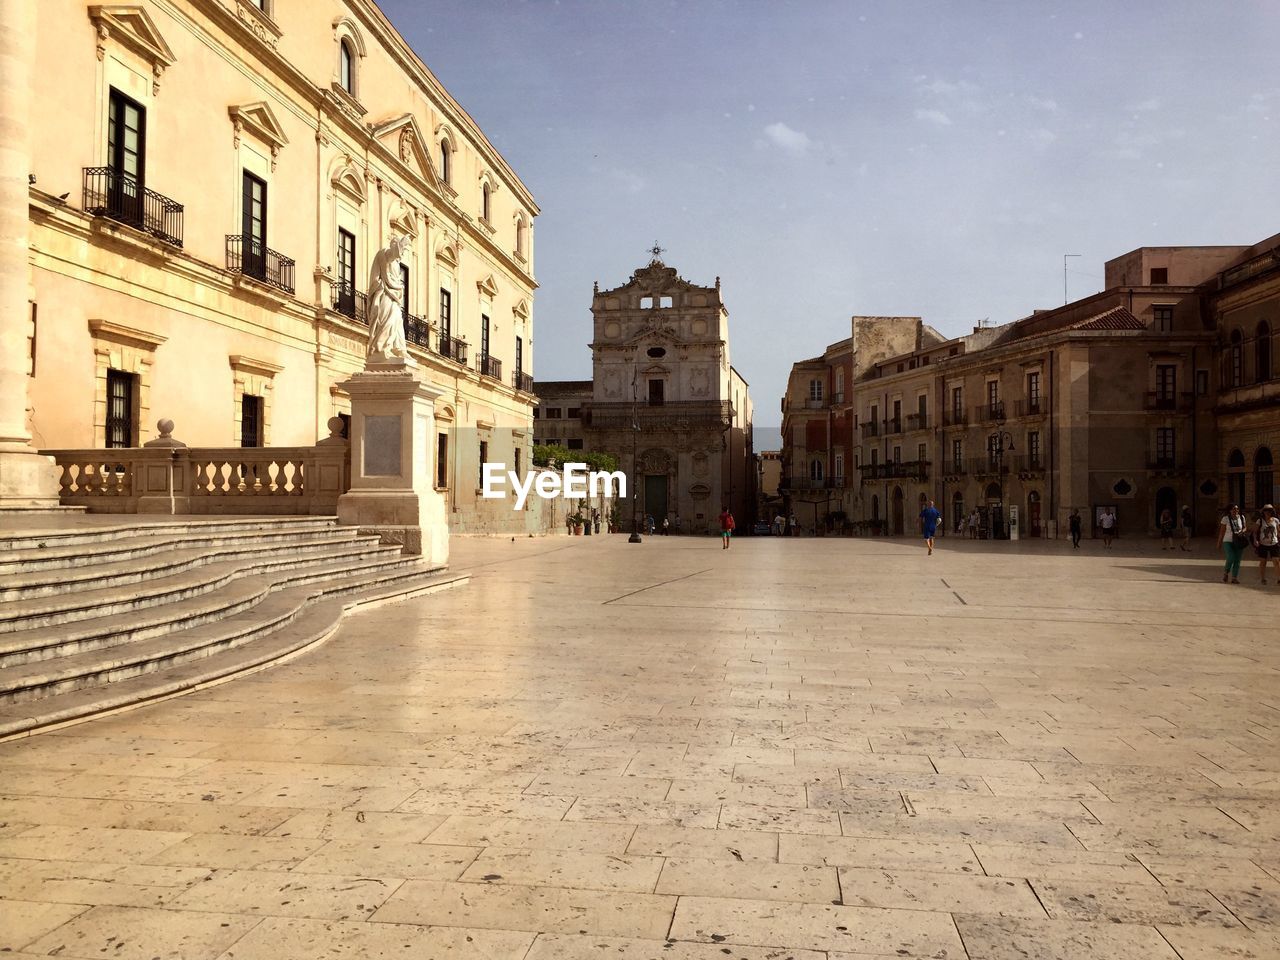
xmin=643 ymin=514 xmax=682 ymax=535
xmin=1217 ymin=503 xmax=1280 ymax=585
xmin=771 ymin=514 xmax=799 ymax=536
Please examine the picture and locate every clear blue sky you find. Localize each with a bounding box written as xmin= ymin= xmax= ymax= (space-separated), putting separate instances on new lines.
xmin=382 ymin=0 xmax=1280 ymax=439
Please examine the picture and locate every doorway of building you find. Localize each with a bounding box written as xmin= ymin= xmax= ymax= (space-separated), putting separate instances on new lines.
xmin=644 ymin=475 xmax=668 ymax=526
xmin=1027 ymin=490 xmax=1042 ymax=537
xmin=892 ymin=486 xmax=904 ymax=536
xmin=952 ymin=491 xmax=965 ymax=535
xmin=985 ymin=482 xmax=1004 ymax=539
xmin=1155 ymin=486 xmax=1177 ymax=531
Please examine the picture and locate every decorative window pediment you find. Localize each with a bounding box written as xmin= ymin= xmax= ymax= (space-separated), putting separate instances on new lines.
xmin=370 ymin=113 xmax=444 ymax=194
xmin=229 ymin=101 xmax=289 ymax=170
xmin=387 ymin=200 xmax=418 ymax=239
xmin=513 ymin=298 xmax=530 ymax=321
xmin=476 ymin=274 xmax=499 ymax=298
xmin=88 ymin=5 xmax=176 ymax=92
xmin=436 ymin=240 xmax=459 ymax=267
xmin=330 ymin=158 xmax=367 ymax=205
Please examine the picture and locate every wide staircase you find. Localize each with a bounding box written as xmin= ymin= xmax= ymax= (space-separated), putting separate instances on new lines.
xmin=0 ymin=517 xmax=467 ymax=739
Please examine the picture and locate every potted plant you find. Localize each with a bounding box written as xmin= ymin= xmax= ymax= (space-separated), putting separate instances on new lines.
xmin=570 ymin=512 xmax=585 ymax=535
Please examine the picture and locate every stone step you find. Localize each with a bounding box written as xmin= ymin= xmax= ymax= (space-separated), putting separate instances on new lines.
xmin=0 ymin=538 xmax=404 ymax=634
xmin=0 ymin=566 xmax=469 ymax=739
xmin=0 ymin=520 xmax=349 ymax=576
xmin=0 ymin=516 xmax=340 ymax=554
xmin=0 ymin=529 xmax=372 ymax=602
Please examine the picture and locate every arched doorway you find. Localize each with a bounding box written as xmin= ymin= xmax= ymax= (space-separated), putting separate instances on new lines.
xmin=1027 ymin=490 xmax=1042 ymax=537
xmin=1256 ymin=447 xmax=1275 ymax=509
xmin=1228 ymin=448 xmax=1247 ymax=507
xmin=985 ymin=482 xmax=1003 ymax=539
xmin=1155 ymin=486 xmax=1177 ymax=530
xmin=892 ymin=486 xmax=904 ymax=536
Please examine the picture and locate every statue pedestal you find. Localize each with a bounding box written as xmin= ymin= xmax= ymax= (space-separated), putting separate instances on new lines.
xmin=335 ymin=368 xmax=448 ymax=562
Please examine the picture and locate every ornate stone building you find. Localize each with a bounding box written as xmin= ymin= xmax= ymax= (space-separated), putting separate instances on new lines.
xmin=536 ymin=255 xmax=755 ymax=533
xmin=9 ymin=0 xmax=539 ymax=532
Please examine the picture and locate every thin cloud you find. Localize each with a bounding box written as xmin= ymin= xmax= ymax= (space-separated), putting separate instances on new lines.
xmin=1026 ymin=95 xmax=1059 ymax=112
xmin=915 ymin=108 xmax=953 ymax=126
xmin=762 ymin=121 xmax=814 ymax=155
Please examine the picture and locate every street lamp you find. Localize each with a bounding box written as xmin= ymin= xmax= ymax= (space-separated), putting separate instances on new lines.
xmin=992 ymin=415 xmax=1016 ymax=539
xmin=629 ymin=371 xmax=642 ymax=543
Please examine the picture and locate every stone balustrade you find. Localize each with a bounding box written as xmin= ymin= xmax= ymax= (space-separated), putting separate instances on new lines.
xmin=43 ymin=419 xmax=349 ymax=515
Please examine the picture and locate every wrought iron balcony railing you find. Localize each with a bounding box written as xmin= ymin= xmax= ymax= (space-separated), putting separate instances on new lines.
xmin=970 ymin=457 xmax=1010 ymax=477
xmin=1015 ymin=399 xmax=1045 ymax=417
xmin=331 ymin=282 xmax=366 ymax=323
xmin=943 ymin=409 xmax=967 ymax=427
xmin=906 ymin=412 xmax=929 ymax=431
xmin=1147 ymin=453 xmax=1192 ymax=471
xmin=403 ymin=312 xmax=431 ymax=349
xmin=1143 ymin=391 xmax=1194 ymax=412
xmin=974 ymin=401 xmax=1006 ymax=422
xmin=479 ymin=354 xmax=503 ymax=380
xmin=513 ymin=370 xmax=535 ymax=393
xmin=942 ymin=459 xmax=967 ymax=476
xmin=860 ymin=422 xmax=880 ymax=439
xmin=439 ymin=334 xmax=468 ymax=364
xmin=1014 ymin=455 xmax=1045 ymax=474
xmin=83 ymin=166 xmax=183 ymax=248
xmin=882 ymin=418 xmax=903 ymax=435
xmin=859 ymin=460 xmax=930 ymax=482
xmin=225 ymin=235 xmax=295 ymax=294
xmin=586 ymin=400 xmax=732 ymax=429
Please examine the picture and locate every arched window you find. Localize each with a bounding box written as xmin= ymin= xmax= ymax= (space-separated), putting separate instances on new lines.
xmin=439 ymin=142 xmax=450 ymax=185
xmin=481 ymin=182 xmax=491 ymax=222
xmin=339 ymin=39 xmax=355 ymax=95
xmin=1228 ymin=448 xmax=1247 ymax=507
xmin=1256 ymin=447 xmax=1275 ymax=510
xmin=1257 ymin=321 xmax=1273 ymax=383
xmin=1230 ymin=330 xmax=1244 ymax=387
xmin=809 ymin=458 xmax=824 ymax=482
xmin=515 ymin=215 xmax=528 ymax=260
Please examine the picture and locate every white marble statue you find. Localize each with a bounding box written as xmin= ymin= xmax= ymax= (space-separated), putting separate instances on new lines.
xmin=365 ymin=234 xmax=412 ymax=364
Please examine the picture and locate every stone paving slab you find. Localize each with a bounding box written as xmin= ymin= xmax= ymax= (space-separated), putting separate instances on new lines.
xmin=3 ymin=534 xmax=1280 ymax=957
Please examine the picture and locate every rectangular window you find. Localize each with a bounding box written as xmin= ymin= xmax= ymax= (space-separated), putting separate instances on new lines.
xmin=399 ymin=263 xmax=411 ymax=320
xmin=567 ymin=438 xmax=584 ymax=450
xmin=105 ymin=369 xmax=134 ymax=448
xmin=809 ymin=379 xmax=823 ymax=401
xmin=478 ymin=439 xmax=488 ymax=489
xmin=891 ymin=399 xmax=901 ymax=430
xmin=107 ymin=87 xmax=146 ymax=224
xmin=567 ymin=407 xmax=581 ymax=419
xmin=917 ymin=443 xmax=927 ymax=463
xmin=515 ymin=336 xmax=523 ymax=374
xmin=481 ymin=313 xmax=491 ymax=361
xmin=870 ymin=404 xmax=878 ymax=425
xmin=1027 ymin=371 xmax=1041 ymax=410
xmin=952 ymin=438 xmax=962 ymax=469
xmin=834 ymin=453 xmax=844 ymax=480
xmin=951 ymin=386 xmax=962 ymax=418
xmin=892 ymin=445 xmax=901 ymax=463
xmin=648 ymin=379 xmax=664 ymax=405
xmin=240 ymin=394 xmax=262 ymax=448
xmin=436 ymin=433 xmax=448 ymax=489
xmin=835 ymin=369 xmax=844 ymax=394
xmin=870 ymin=449 xmax=879 ymax=466
xmin=987 ymin=433 xmax=1000 ymax=468
xmin=439 ymin=288 xmax=452 ymax=339
xmin=1150 ymin=267 xmax=1169 ymax=285
xmin=1156 ymin=427 xmax=1176 ymax=464
xmin=986 ymin=380 xmax=999 ymax=407
xmin=1153 ymin=305 xmax=1174 ymax=333
xmin=337 ymin=228 xmax=356 ymax=309
xmin=241 ymin=171 xmax=267 ymax=279
xmin=917 ymin=394 xmax=927 ymax=417
xmin=1196 ymin=369 xmax=1209 ymax=395
xmin=545 ymin=407 xmax=561 ymax=419
xmin=1028 ymin=430 xmax=1040 ymax=466
xmin=1156 ymin=364 xmax=1177 ymax=403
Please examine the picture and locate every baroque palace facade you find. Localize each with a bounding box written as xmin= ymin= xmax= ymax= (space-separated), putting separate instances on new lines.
xmin=534 ymin=255 xmax=755 ymax=534
xmin=14 ymin=0 xmax=538 ymax=531
xmin=782 ymin=238 xmax=1280 ymax=539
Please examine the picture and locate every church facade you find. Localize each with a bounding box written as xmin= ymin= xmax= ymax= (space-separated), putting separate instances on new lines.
xmin=536 ymin=255 xmax=755 ymax=534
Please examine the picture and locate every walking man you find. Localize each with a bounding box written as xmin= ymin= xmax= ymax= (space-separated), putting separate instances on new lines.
xmin=1255 ymin=504 xmax=1280 ymax=585
xmin=1099 ymin=507 xmax=1116 ymax=548
xmin=719 ymin=506 xmax=735 ymax=550
xmin=919 ymin=498 xmax=941 ymax=556
xmin=1068 ymin=508 xmax=1082 ymax=549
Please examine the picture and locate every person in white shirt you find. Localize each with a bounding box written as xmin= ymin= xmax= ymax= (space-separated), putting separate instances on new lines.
xmin=1216 ymin=503 xmax=1248 ymax=584
xmin=1253 ymin=504 xmax=1280 ymax=586
xmin=1098 ymin=508 xmax=1116 ymax=548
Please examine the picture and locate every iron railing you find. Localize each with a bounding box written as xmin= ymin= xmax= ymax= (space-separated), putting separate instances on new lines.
xmin=942 ymin=460 xmax=967 ymax=476
xmin=225 ymin=235 xmax=295 ymax=294
xmin=974 ymin=402 xmax=1006 ymax=422
xmin=1143 ymin=390 xmax=1194 ymax=412
xmin=970 ymin=457 xmax=1010 ymax=477
xmin=882 ymin=418 xmax=903 ymax=435
xmin=479 ymin=354 xmax=503 ymax=380
xmin=859 ymin=460 xmax=930 ymax=482
xmin=1014 ymin=399 xmax=1045 ymax=417
xmin=403 ymin=312 xmax=431 ymax=349
xmin=1147 ymin=453 xmax=1192 ymax=471
xmin=83 ymin=166 xmax=184 ymax=248
xmin=943 ymin=408 xmax=967 ymax=427
xmin=439 ymin=334 xmax=468 ymax=364
xmin=906 ymin=412 xmax=929 ymax=431
xmin=1014 ymin=455 xmax=1045 ymax=474
xmin=586 ymin=400 xmax=732 ymax=429
xmin=332 ymin=282 xmax=366 ymax=323
xmin=513 ymin=370 xmax=535 ymax=393
xmin=860 ymin=422 xmax=880 ymax=439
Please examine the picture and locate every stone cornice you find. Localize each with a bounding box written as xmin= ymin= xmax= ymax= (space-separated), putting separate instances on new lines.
xmin=88 ymin=317 xmax=167 ymax=350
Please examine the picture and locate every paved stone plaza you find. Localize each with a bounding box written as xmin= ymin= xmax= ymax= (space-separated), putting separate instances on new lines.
xmin=2 ymin=533 xmax=1279 ymax=959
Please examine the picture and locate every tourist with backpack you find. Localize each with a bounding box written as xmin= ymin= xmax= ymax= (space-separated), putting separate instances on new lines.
xmin=1217 ymin=503 xmax=1249 ymax=584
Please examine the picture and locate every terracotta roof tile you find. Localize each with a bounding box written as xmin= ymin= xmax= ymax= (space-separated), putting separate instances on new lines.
xmin=1070 ymin=306 xmax=1146 ymax=331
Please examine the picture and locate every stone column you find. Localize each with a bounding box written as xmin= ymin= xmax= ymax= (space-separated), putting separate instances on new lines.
xmin=0 ymin=0 xmax=59 ymax=506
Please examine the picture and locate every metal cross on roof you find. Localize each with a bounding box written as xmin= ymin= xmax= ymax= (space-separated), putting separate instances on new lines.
xmin=649 ymin=242 xmax=665 ymax=261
